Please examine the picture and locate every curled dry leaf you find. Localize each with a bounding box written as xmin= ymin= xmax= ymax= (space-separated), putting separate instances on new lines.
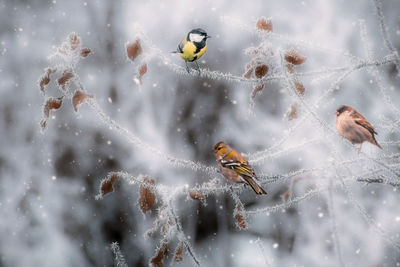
xmin=174 ymin=243 xmax=184 ymax=262
xmin=284 ymin=49 xmax=306 ymax=65
xmin=127 ymin=39 xmax=142 ymax=61
xmin=100 ymin=173 xmax=119 ymax=197
xmin=43 ymin=97 xmax=63 ymax=118
xmin=234 ymin=205 xmax=247 ymax=230
xmin=58 ymin=69 xmax=74 ymax=89
xmin=40 ymin=119 xmax=47 ymax=131
xmin=286 ymin=63 xmax=295 ymax=74
xmin=287 ymin=103 xmax=298 ymax=120
xmin=68 ymin=32 xmax=81 ymax=50
xmin=39 ymin=68 xmax=56 ymax=93
xmin=80 ymin=48 xmax=91 ymax=57
xmin=72 ymin=90 xmax=94 ymax=112
xmin=250 ymin=84 xmax=265 ymax=101
xmin=256 ymin=17 xmax=273 ymax=32
xmin=294 ymin=81 xmax=305 ymax=96
xmin=255 ymin=64 xmax=268 ymax=78
xmin=150 ymin=244 xmax=168 ymax=267
xmin=189 ymin=190 xmax=205 ymax=200
xmin=138 ymin=177 xmax=156 ymax=213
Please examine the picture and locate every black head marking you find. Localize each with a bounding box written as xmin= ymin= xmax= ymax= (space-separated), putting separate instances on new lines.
xmin=336 ymin=105 xmax=351 ymax=116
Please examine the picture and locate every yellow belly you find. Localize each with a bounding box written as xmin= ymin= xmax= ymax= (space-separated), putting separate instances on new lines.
xmin=180 ymin=42 xmax=207 ymax=62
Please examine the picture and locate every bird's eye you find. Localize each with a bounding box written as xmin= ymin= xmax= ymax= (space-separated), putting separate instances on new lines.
xmin=217 ymin=146 xmax=222 ymax=150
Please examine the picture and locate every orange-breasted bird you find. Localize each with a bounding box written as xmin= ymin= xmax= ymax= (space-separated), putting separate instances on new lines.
xmin=336 ymin=105 xmax=382 ymax=152
xmin=213 ymin=141 xmax=267 ymax=195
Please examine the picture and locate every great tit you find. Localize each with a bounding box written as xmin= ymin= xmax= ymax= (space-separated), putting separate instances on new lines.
xmin=174 ymin=28 xmax=210 ymax=75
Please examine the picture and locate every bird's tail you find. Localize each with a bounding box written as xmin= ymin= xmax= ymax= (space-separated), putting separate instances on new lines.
xmin=372 ymin=135 xmax=382 ymax=149
xmin=242 ymin=176 xmax=267 ymax=195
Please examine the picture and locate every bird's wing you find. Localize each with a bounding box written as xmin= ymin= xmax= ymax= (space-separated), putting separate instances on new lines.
xmin=177 ymin=38 xmax=186 ymax=53
xmin=221 ymin=153 xmax=257 ymax=179
xmin=351 ymin=110 xmax=377 ymax=135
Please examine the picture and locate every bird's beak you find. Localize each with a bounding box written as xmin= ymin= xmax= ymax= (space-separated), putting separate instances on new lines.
xmin=335 ymin=111 xmax=339 ymax=116
xmin=206 ymin=35 xmax=211 ymax=39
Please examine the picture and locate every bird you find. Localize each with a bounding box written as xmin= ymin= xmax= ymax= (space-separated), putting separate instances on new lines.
xmin=213 ymin=141 xmax=267 ymax=195
xmin=335 ymin=105 xmax=382 ymax=152
xmin=174 ymin=28 xmax=210 ymax=75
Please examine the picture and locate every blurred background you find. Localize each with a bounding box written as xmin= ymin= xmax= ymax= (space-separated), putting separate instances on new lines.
xmin=0 ymin=0 xmax=400 ymax=266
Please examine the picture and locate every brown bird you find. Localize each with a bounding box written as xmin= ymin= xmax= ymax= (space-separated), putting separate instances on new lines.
xmin=213 ymin=141 xmax=267 ymax=195
xmin=335 ymin=105 xmax=382 ymax=152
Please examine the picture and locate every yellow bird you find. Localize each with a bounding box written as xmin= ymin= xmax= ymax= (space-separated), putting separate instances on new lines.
xmin=214 ymin=142 xmax=267 ymax=195
xmin=174 ymin=28 xmax=210 ymax=75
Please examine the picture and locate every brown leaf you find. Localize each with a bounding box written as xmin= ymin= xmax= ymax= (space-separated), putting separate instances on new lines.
xmin=43 ymin=97 xmax=63 ymax=118
xmin=100 ymin=173 xmax=119 ymax=196
xmin=250 ymin=84 xmax=265 ymax=101
xmin=80 ymin=48 xmax=91 ymax=57
xmin=282 ymin=191 xmax=290 ymax=202
xmin=189 ymin=190 xmax=205 ymax=200
xmin=284 ymin=49 xmax=306 ymax=65
xmin=40 ymin=119 xmax=47 ymax=131
xmin=243 ymin=67 xmax=253 ymax=79
xmin=136 ymin=63 xmax=148 ymax=85
xmin=174 ymin=243 xmax=184 ymax=262
xmin=39 ymin=68 xmax=56 ymax=93
xmin=256 ymin=17 xmax=273 ymax=32
xmin=287 ymin=103 xmax=298 ymax=120
xmin=127 ymin=40 xmax=142 ymax=61
xmin=286 ymin=63 xmax=294 ymax=74
xmin=294 ymin=81 xmax=305 ymax=96
xmin=150 ymin=244 xmax=168 ymax=267
xmin=72 ymin=90 xmax=94 ymax=112
xmin=57 ymin=69 xmax=74 ymax=89
xmin=234 ymin=205 xmax=247 ymax=229
xmin=255 ymin=64 xmax=268 ymax=78
xmin=138 ymin=177 xmax=156 ymax=213
xmin=69 ymin=33 xmax=80 ymax=50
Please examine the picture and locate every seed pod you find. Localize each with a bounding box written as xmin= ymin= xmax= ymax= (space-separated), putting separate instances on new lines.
xmin=284 ymin=49 xmax=306 ymax=65
xmin=294 ymin=81 xmax=305 ymax=96
xmin=287 ymin=103 xmax=298 ymax=120
xmin=68 ymin=32 xmax=81 ymax=50
xmin=138 ymin=177 xmax=156 ymax=213
xmin=243 ymin=67 xmax=253 ymax=79
xmin=127 ymin=39 xmax=142 ymax=61
xmin=174 ymin=243 xmax=184 ymax=262
xmin=234 ymin=205 xmax=247 ymax=230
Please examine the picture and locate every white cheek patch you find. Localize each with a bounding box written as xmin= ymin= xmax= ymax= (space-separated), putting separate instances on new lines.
xmin=189 ymin=33 xmax=205 ymax=42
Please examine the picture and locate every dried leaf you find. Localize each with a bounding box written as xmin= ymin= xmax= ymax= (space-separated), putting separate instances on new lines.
xmin=40 ymin=119 xmax=47 ymax=131
xmin=135 ymin=63 xmax=148 ymax=85
xmin=100 ymin=174 xmax=119 ymax=197
xmin=234 ymin=205 xmax=247 ymax=229
xmin=138 ymin=177 xmax=156 ymax=213
xmin=127 ymin=40 xmax=142 ymax=61
xmin=150 ymin=244 xmax=168 ymax=267
xmin=39 ymin=68 xmax=56 ymax=93
xmin=284 ymin=49 xmax=306 ymax=65
xmin=287 ymin=103 xmax=298 ymax=120
xmin=286 ymin=63 xmax=295 ymax=74
xmin=189 ymin=190 xmax=205 ymax=200
xmin=80 ymin=48 xmax=91 ymax=57
xmin=256 ymin=17 xmax=273 ymax=32
xmin=250 ymin=84 xmax=265 ymax=101
xmin=282 ymin=191 xmax=290 ymax=202
xmin=57 ymin=69 xmax=74 ymax=89
xmin=294 ymin=81 xmax=305 ymax=96
xmin=174 ymin=243 xmax=184 ymax=262
xmin=72 ymin=90 xmax=94 ymax=112
xmin=255 ymin=64 xmax=268 ymax=78
xmin=243 ymin=67 xmax=253 ymax=79
xmin=43 ymin=97 xmax=63 ymax=118
xmin=68 ymin=33 xmax=80 ymax=50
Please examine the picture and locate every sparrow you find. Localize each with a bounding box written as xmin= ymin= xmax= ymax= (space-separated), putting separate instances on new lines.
xmin=335 ymin=105 xmax=382 ymax=152
xmin=213 ymin=141 xmax=267 ymax=195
